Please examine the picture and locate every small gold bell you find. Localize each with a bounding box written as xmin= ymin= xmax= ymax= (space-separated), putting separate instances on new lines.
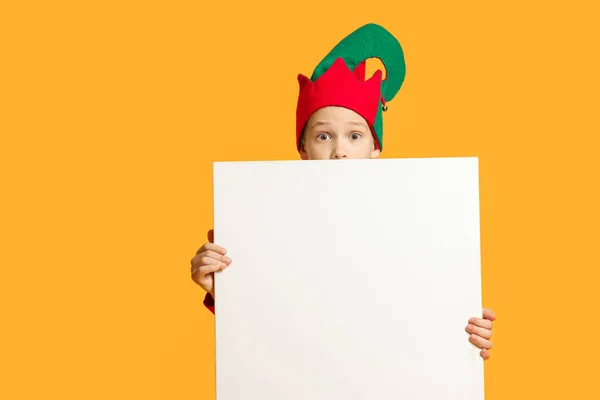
xmin=382 ymin=104 xmax=388 ymax=111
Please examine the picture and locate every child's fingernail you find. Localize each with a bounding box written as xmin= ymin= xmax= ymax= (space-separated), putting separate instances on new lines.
xmin=467 ymin=325 xmax=472 ymax=331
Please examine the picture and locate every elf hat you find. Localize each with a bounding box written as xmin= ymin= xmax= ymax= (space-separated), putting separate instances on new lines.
xmin=295 ymin=23 xmax=406 ymax=152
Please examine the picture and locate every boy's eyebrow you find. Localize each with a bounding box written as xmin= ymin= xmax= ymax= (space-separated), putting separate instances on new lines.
xmin=308 ymin=120 xmax=369 ymax=129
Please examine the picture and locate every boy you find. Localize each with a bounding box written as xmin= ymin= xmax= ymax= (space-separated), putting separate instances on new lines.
xmin=191 ymin=23 xmax=496 ymax=360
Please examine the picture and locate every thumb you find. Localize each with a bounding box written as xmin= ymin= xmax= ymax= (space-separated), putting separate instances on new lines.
xmin=208 ymin=229 xmax=214 ymax=243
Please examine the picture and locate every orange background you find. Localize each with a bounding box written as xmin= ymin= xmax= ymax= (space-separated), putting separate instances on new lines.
xmin=1 ymin=1 xmax=599 ymax=399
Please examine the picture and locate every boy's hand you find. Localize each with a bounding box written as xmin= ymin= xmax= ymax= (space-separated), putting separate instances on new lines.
xmin=466 ymin=308 xmax=496 ymax=360
xmin=190 ymin=229 xmax=231 ymax=296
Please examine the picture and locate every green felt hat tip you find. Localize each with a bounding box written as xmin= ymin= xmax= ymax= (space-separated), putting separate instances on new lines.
xmin=310 ymin=23 xmax=406 ymax=103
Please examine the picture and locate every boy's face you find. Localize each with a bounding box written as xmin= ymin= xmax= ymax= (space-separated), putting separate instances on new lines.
xmin=299 ymin=106 xmax=381 ymax=160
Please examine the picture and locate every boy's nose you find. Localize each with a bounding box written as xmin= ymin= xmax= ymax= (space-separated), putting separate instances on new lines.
xmin=331 ymin=144 xmax=348 ymax=159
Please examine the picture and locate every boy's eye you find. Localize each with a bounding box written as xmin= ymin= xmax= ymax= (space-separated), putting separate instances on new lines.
xmin=350 ymin=133 xmax=362 ymax=140
xmin=317 ymin=133 xmax=331 ymax=141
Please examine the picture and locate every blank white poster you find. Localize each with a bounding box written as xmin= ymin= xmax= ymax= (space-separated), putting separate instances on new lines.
xmin=213 ymin=157 xmax=484 ymax=400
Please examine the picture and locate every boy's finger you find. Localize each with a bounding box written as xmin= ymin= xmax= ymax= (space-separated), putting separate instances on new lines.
xmin=469 ymin=334 xmax=493 ymax=350
xmin=191 ymin=254 xmax=229 ymax=275
xmin=196 ymin=262 xmax=227 ymax=277
xmin=195 ymin=244 xmax=207 ymax=255
xmin=196 ymin=242 xmax=227 ymax=255
xmin=206 ymin=242 xmax=227 ymax=255
xmin=208 ymin=229 xmax=214 ymax=243
xmin=198 ymin=249 xmax=231 ymax=265
xmin=195 ymin=255 xmax=228 ymax=269
xmin=480 ymin=349 xmax=491 ymax=360
xmin=482 ymin=308 xmax=496 ymax=321
xmin=468 ymin=317 xmax=493 ymax=330
xmin=465 ymin=323 xmax=492 ymax=340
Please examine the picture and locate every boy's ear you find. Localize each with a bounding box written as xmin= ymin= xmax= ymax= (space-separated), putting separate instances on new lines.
xmin=299 ymin=130 xmax=309 ymax=159
xmin=370 ymin=136 xmax=381 ymax=158
xmin=299 ymin=145 xmax=309 ymax=160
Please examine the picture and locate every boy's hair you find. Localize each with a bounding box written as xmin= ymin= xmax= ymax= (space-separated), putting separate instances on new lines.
xmin=294 ymin=23 xmax=407 ymax=154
